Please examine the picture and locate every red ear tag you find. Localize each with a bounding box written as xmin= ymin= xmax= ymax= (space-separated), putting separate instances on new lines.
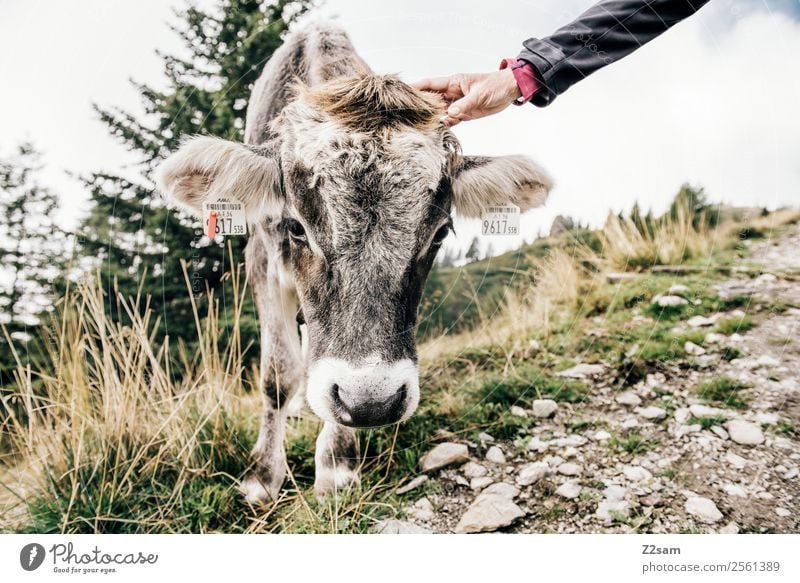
xmin=207 ymin=210 xmax=218 ymax=238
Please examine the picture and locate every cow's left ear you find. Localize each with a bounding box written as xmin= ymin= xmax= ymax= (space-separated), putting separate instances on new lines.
xmin=450 ymin=155 xmax=553 ymax=218
xmin=154 ymin=135 xmax=282 ymax=221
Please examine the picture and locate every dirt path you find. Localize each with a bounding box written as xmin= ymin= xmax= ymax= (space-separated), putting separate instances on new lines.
xmin=388 ymin=226 xmax=800 ymax=534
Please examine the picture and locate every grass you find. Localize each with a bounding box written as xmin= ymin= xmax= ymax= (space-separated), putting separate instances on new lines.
xmin=715 ymin=315 xmax=756 ymax=335
xmin=1 ymin=200 xmax=797 ymax=533
xmin=687 ymin=415 xmax=727 ymax=430
xmin=694 ymin=376 xmax=750 ymax=410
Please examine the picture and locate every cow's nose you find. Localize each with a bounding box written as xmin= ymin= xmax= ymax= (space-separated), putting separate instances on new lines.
xmin=306 ymin=357 xmax=420 ymax=428
xmin=332 ymin=382 xmax=407 ymax=427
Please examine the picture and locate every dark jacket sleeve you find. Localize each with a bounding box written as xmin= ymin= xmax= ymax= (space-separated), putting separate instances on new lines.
xmin=518 ymin=0 xmax=711 ymax=106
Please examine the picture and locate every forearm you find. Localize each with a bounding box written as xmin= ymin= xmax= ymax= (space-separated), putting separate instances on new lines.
xmin=518 ymin=0 xmax=711 ymax=106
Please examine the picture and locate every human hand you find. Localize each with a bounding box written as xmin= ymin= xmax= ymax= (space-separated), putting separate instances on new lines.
xmin=412 ymin=69 xmax=521 ymax=126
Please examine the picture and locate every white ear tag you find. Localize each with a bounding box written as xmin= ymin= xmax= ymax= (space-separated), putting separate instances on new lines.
xmin=481 ymin=203 xmax=520 ymax=236
xmin=202 ymin=195 xmax=248 ymax=237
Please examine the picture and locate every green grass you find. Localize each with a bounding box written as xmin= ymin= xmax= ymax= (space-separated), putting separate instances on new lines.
xmin=607 ymin=432 xmax=658 ymax=455
xmin=694 ymin=376 xmax=750 ymax=409
xmin=687 ymin=415 xmax=727 ymax=430
xmin=715 ymin=315 xmax=756 ymax=335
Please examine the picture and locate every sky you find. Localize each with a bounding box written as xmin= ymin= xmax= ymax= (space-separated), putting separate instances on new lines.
xmin=1 ymin=0 xmax=799 ymax=257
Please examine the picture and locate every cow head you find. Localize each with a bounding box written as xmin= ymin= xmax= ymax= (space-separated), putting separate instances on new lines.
xmin=156 ymin=74 xmax=551 ymax=428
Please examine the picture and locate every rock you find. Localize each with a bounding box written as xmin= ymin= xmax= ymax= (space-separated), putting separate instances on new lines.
xmin=372 ymin=519 xmax=432 ymax=534
xmin=607 ymin=272 xmax=639 ymax=284
xmin=687 ymin=315 xmax=716 ymax=328
xmin=722 ymin=483 xmax=747 ymax=498
xmin=753 ymin=412 xmax=779 ymax=425
xmin=510 ymin=405 xmax=528 ymax=417
xmin=653 ymin=294 xmax=688 ymax=307
xmin=478 ymin=432 xmax=495 ymax=444
xmin=756 ymin=355 xmax=780 ymax=367
xmin=604 ymin=485 xmax=628 ymax=502
xmin=593 ymin=430 xmax=612 ymax=441
xmin=710 ymin=426 xmax=729 ymax=440
xmin=408 ymin=497 xmax=435 ymax=521
xmin=615 ymin=392 xmax=642 ymax=407
xmin=485 ymin=446 xmax=506 ymax=464
xmin=516 ymin=462 xmax=549 ymax=486
xmin=668 ymin=284 xmax=690 ymax=296
xmin=462 ymin=462 xmax=488 ymax=479
xmin=783 ymin=467 xmax=799 ymax=480
xmin=674 ymin=407 xmax=691 ymax=424
xmin=421 ymin=442 xmax=470 ymax=472
xmin=775 ymin=507 xmax=791 ymax=518
xmin=396 ymin=475 xmax=429 ymax=495
xmin=676 ymin=423 xmax=702 ymax=437
xmin=527 ymin=436 xmax=549 ymax=452
xmin=557 ymin=363 xmax=605 ymax=379
xmin=557 ymin=462 xmax=582 ymax=476
xmin=636 ymin=406 xmax=667 ymax=420
xmin=455 ymin=483 xmax=524 ymax=533
xmin=596 ymin=500 xmax=631 ymax=523
xmin=705 ymin=332 xmax=727 ymax=344
xmin=685 ymin=496 xmax=723 ymax=524
xmin=622 ymin=417 xmax=640 ymax=429
xmin=532 ymin=399 xmax=559 ymax=418
xmin=755 ymin=273 xmax=777 ymax=284
xmin=684 ymin=341 xmax=706 ymax=356
xmin=725 ymin=419 xmax=765 ymax=445
xmin=690 ymin=404 xmax=727 ymax=418
xmin=470 ymin=477 xmax=494 ymax=491
xmin=555 ymin=481 xmax=582 ymax=499
xmin=552 ymin=435 xmax=588 ymax=447
xmin=622 ymin=466 xmax=653 ymax=482
xmin=719 ymin=521 xmax=739 ymax=534
xmin=725 ymin=451 xmax=749 ymax=469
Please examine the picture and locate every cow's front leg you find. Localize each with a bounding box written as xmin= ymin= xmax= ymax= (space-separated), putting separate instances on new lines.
xmin=314 ymin=422 xmax=360 ymax=498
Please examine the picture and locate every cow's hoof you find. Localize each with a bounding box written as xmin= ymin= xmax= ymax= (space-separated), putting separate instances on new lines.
xmin=313 ymin=466 xmax=361 ymax=500
xmin=240 ymin=474 xmax=280 ymax=505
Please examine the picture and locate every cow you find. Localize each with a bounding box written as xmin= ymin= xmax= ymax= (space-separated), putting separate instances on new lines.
xmin=155 ymin=21 xmax=552 ymax=503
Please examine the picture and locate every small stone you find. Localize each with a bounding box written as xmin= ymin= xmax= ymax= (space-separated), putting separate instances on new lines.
xmin=725 ymin=419 xmax=765 ymax=446
xmin=532 ymin=399 xmax=559 ymax=418
xmin=482 ymin=482 xmax=519 ymax=498
xmin=710 ymin=426 xmax=729 ymax=440
xmin=722 ymin=483 xmax=747 ymax=498
xmin=668 ymin=284 xmax=690 ymax=296
xmin=705 ymin=332 xmax=727 ymax=344
xmin=653 ymin=294 xmax=688 ymax=307
xmin=596 ymin=500 xmax=630 ymax=523
xmin=690 ymin=404 xmax=727 ymax=418
xmin=555 ymin=481 xmax=582 ymax=499
xmin=685 ymin=496 xmax=723 ymax=524
xmin=783 ymin=467 xmax=799 ymax=480
xmin=719 ymin=521 xmax=739 ymax=534
xmin=604 ymin=485 xmax=628 ymax=502
xmin=563 ymin=446 xmax=579 ymax=458
xmin=593 ymin=430 xmax=612 ymax=441
xmin=755 ymin=273 xmax=777 ymax=284
xmin=408 ymin=497 xmax=435 ymax=521
xmin=462 ymin=462 xmax=488 ymax=479
xmin=526 ymin=436 xmax=549 ymax=452
xmin=396 ymin=475 xmax=429 ymax=495
xmin=557 ymin=462 xmax=582 ymax=476
xmin=622 ymin=466 xmax=652 ymax=482
xmin=775 ymin=507 xmax=791 ymax=518
xmin=478 ymin=432 xmax=495 ymax=444
xmin=455 ymin=483 xmax=523 ymax=533
xmin=636 ymin=406 xmax=667 ymax=420
xmin=552 ymin=435 xmax=588 ymax=447
xmin=684 ymin=341 xmax=706 ymax=356
xmin=753 ymin=412 xmax=779 ymax=425
xmin=725 ymin=451 xmax=749 ymax=469
xmin=756 ymin=355 xmax=780 ymax=367
xmin=687 ymin=315 xmax=716 ymax=328
xmin=676 ymin=424 xmax=702 ymax=437
xmin=615 ymin=392 xmax=642 ymax=407
xmin=420 ymin=442 xmax=470 ymax=472
xmin=510 ymin=405 xmax=528 ymax=417
xmin=528 ymin=339 xmax=542 ymax=352
xmin=372 ymin=519 xmax=432 ymax=534
xmin=516 ymin=462 xmax=549 ymax=486
xmin=470 ymin=476 xmax=494 ymax=491
xmin=674 ymin=407 xmax=691 ymax=424
xmin=557 ymin=363 xmax=605 ymax=379
xmin=485 ymin=446 xmax=506 ymax=464
xmin=621 ymin=417 xmax=640 ymax=429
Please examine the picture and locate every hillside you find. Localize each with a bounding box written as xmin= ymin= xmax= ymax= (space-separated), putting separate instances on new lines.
xmin=1 ymin=202 xmax=798 ymax=534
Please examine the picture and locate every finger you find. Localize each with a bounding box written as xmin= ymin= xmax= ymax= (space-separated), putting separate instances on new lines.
xmin=443 ymin=115 xmax=461 ymax=127
xmin=410 ymin=76 xmax=452 ymax=92
xmin=447 ymin=91 xmax=482 ymax=121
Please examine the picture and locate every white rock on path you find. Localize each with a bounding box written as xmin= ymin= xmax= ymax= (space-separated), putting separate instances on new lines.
xmin=685 ymin=496 xmax=723 ymax=524
xmin=557 ymin=462 xmax=582 ymax=476
xmin=775 ymin=507 xmax=791 ymax=518
xmin=684 ymin=341 xmax=706 ymax=356
xmin=722 ymin=483 xmax=747 ymax=498
xmin=516 ymin=462 xmax=549 ymax=486
xmin=510 ymin=405 xmax=528 ymax=418
xmin=555 ymin=481 xmax=582 ymax=499
xmin=622 ymin=465 xmax=653 ymax=482
xmin=687 ymin=315 xmax=716 ymax=328
xmin=396 ymin=475 xmax=429 ymax=495
xmin=593 ymin=430 xmax=612 ymax=441
xmin=653 ymin=294 xmax=688 ymax=307
xmin=596 ymin=500 xmax=631 ymax=523
xmin=532 ymin=399 xmax=559 ymax=418
xmin=557 ymin=363 xmax=606 ymax=379
xmin=719 ymin=521 xmax=739 ymax=534
xmin=725 ymin=451 xmax=749 ymax=469
xmin=689 ymin=404 xmax=727 ymax=418
xmin=725 ymin=419 xmax=765 ymax=445
xmin=420 ymin=442 xmax=470 ymax=472
xmin=462 ymin=462 xmax=488 ymax=479
xmin=668 ymin=284 xmax=690 ymax=296
xmin=637 ymin=406 xmax=667 ymax=420
xmin=485 ymin=446 xmax=507 ymax=464
xmin=372 ymin=519 xmax=433 ymax=534
xmin=615 ymin=392 xmax=642 ymax=407
xmin=455 ymin=483 xmax=524 ymax=533
xmin=470 ymin=477 xmax=494 ymax=491
xmin=408 ymin=498 xmax=435 ymax=521
xmin=710 ymin=425 xmax=729 ymax=440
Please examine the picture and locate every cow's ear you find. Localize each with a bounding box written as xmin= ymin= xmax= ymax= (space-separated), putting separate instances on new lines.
xmin=154 ymin=135 xmax=282 ymax=220
xmin=450 ymin=155 xmax=552 ymax=218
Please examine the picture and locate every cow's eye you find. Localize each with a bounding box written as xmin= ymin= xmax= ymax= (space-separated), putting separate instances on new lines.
xmin=282 ymin=218 xmax=307 ymax=243
xmin=432 ymin=224 xmax=451 ymax=247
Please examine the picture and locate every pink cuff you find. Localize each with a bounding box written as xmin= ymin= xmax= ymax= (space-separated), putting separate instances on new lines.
xmin=499 ymin=58 xmax=541 ymax=105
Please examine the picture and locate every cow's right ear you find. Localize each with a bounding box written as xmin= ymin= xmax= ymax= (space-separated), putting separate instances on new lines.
xmin=154 ymin=135 xmax=282 ymax=221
